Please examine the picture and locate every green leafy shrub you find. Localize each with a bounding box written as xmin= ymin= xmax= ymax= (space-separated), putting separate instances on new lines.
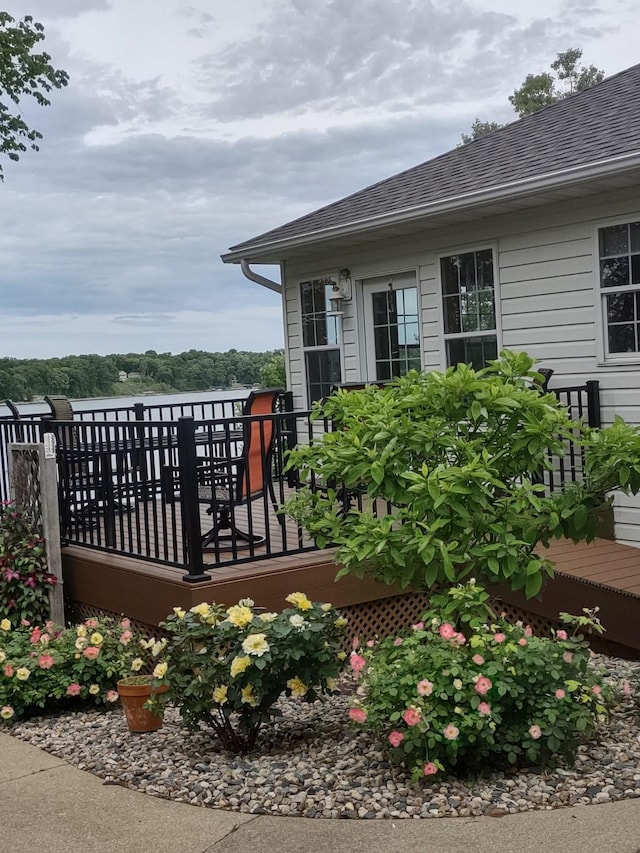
xmin=161 ymin=593 xmax=347 ymax=752
xmin=0 ymin=615 xmax=151 ymax=721
xmin=284 ymin=351 xmax=640 ymax=596
xmin=348 ymin=583 xmax=611 ymax=780
xmin=0 ymin=501 xmax=57 ymax=626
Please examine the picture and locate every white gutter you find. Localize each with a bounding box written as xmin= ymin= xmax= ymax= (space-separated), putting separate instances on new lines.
xmin=240 ymin=259 xmax=282 ymax=294
xmin=222 ymin=150 xmax=640 ymax=263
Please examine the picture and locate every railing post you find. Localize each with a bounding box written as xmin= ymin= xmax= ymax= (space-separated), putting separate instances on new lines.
xmin=101 ymin=445 xmax=116 ymax=548
xmin=281 ymin=391 xmax=298 ymax=487
xmin=130 ymin=403 xmax=147 ymax=482
xmin=177 ymin=416 xmax=208 ymax=582
xmin=586 ymin=380 xmax=601 ymax=428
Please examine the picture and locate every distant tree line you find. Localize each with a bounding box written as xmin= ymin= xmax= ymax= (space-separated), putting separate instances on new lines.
xmin=0 ymin=349 xmax=286 ymax=402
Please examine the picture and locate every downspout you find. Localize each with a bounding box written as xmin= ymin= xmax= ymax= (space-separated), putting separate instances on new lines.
xmin=240 ymin=259 xmax=282 ymax=294
xmin=241 ymin=258 xmax=291 ymax=395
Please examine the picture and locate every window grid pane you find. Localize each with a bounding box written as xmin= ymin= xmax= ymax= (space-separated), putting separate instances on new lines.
xmin=447 ymin=336 xmax=498 ymax=371
xmin=441 ymin=249 xmax=497 ymax=369
xmin=305 ymin=350 xmax=342 ymax=403
xmin=598 ymin=222 xmax=640 ymax=355
xmin=301 ymin=278 xmax=341 ymax=403
xmin=372 ymin=287 xmax=420 ymax=381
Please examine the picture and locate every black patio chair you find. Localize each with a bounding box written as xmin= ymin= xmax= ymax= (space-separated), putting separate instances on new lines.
xmin=44 ymin=395 xmax=74 ymax=421
xmin=45 ymin=395 xmax=135 ymax=530
xmin=3 ymin=399 xmax=26 ymax=441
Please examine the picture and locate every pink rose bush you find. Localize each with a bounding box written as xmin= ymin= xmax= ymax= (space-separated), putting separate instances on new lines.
xmin=0 ymin=615 xmax=148 ymax=722
xmin=0 ymin=502 xmax=57 ymax=629
xmin=347 ymin=582 xmax=612 ymax=782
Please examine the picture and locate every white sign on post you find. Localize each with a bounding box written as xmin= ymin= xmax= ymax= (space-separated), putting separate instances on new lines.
xmin=43 ymin=433 xmax=56 ymax=459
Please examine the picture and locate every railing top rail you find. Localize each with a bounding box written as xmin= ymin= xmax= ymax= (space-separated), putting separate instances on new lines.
xmin=77 ymin=394 xmax=250 ymax=413
xmin=44 ymin=409 xmax=311 ymax=429
xmin=552 ymin=383 xmax=599 ymax=394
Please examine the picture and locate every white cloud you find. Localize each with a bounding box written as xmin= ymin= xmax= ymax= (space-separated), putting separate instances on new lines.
xmin=0 ymin=0 xmax=637 ymax=358
xmin=0 ymin=307 xmax=284 ymax=359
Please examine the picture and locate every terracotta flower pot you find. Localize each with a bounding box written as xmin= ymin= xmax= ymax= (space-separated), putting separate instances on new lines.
xmin=116 ymin=679 xmax=169 ymax=733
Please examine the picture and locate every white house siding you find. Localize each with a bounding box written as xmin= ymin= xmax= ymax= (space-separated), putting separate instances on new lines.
xmin=280 ymin=186 xmax=640 ymax=545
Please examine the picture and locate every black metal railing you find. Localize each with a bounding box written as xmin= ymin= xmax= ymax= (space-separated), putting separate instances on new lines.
xmin=541 ymin=381 xmax=601 ymax=492
xmin=0 ymin=392 xmax=294 ymax=503
xmin=0 ymin=416 xmax=45 ymax=503
xmin=0 ymin=383 xmax=601 ymax=581
xmin=34 ymin=405 xmax=317 ymax=580
xmin=73 ymin=394 xmax=252 ymax=423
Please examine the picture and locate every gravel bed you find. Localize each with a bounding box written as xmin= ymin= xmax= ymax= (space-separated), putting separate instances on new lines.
xmin=8 ymin=654 xmax=640 ymax=820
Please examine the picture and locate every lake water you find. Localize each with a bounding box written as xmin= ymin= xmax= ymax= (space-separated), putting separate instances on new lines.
xmin=0 ymin=388 xmax=250 ymax=419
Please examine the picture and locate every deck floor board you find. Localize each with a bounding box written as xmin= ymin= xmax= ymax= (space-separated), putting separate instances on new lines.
xmin=538 ymin=538 xmax=640 ymax=594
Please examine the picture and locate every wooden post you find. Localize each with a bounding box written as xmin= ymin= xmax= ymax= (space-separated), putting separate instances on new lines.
xmin=8 ymin=440 xmax=65 ymax=625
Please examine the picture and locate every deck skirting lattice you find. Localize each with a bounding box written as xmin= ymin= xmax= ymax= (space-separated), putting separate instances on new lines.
xmin=337 ymin=592 xmax=432 ymax=647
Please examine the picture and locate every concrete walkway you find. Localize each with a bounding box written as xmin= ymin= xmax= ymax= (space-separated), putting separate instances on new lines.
xmin=2 ymin=731 xmax=640 ymax=853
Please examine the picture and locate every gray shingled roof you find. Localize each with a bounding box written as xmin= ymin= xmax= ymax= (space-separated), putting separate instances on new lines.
xmin=228 ymin=62 xmax=640 ymax=255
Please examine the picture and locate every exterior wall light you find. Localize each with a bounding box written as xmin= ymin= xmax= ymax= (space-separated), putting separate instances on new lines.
xmin=328 ymin=268 xmax=352 ymax=316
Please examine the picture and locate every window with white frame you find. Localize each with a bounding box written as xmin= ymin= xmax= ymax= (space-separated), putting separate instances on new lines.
xmin=598 ymin=220 xmax=640 ymax=357
xmin=300 ymin=278 xmax=342 ymax=404
xmin=440 ymin=248 xmax=498 ymax=370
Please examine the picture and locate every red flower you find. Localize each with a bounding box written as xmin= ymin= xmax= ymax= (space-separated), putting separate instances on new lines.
xmin=349 ymin=652 xmax=366 ymax=673
xmin=348 ymin=707 xmax=367 ymax=723
xmin=402 ymin=708 xmax=421 ymax=726
xmin=438 ymin=623 xmax=456 ymax=640
xmin=388 ymin=730 xmax=404 ymax=747
xmin=82 ymin=646 xmax=100 ymax=660
xmin=474 ymin=676 xmax=492 ymax=696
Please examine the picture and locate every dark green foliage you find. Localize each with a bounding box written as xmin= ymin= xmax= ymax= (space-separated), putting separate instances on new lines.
xmin=0 ymin=502 xmax=56 ymax=626
xmin=0 ymin=12 xmax=68 ymax=177
xmin=283 ymin=351 xmax=640 ymax=597
xmin=509 ymin=48 xmax=605 ymax=117
xmin=461 ymin=47 xmax=604 ymax=144
xmin=259 ymin=351 xmax=286 ymax=389
xmin=0 ymin=348 xmax=285 ymax=401
xmin=459 ymin=119 xmax=505 ymax=145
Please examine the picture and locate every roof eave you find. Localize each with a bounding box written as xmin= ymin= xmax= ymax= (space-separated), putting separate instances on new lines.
xmin=221 ymin=150 xmax=640 ymax=264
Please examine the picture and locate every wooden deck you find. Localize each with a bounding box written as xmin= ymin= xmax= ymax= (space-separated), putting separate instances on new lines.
xmin=494 ymin=537 xmax=640 ymax=657
xmin=62 ymin=498 xmax=640 ymax=656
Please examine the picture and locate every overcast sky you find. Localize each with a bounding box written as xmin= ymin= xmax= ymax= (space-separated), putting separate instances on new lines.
xmin=1 ymin=0 xmax=639 ymax=359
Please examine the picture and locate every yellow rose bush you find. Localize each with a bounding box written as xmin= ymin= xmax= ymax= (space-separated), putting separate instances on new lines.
xmin=160 ymin=594 xmax=347 ymax=752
